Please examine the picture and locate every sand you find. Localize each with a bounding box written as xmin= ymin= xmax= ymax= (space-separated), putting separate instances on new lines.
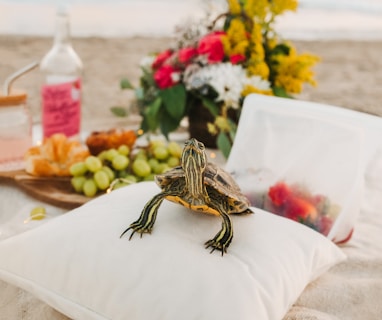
xmin=1 ymin=35 xmax=382 ymax=131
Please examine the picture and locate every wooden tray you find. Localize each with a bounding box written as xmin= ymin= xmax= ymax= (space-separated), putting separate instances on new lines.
xmin=0 ymin=169 xmax=89 ymax=210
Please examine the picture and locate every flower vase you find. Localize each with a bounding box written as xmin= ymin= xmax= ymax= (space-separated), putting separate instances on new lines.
xmin=188 ymin=104 xmax=217 ymax=148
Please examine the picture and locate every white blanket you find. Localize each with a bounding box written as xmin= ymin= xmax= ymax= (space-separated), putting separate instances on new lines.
xmin=1 ymin=94 xmax=382 ymax=319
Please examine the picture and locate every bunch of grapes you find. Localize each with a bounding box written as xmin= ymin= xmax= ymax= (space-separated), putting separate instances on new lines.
xmin=69 ymin=140 xmax=183 ymax=197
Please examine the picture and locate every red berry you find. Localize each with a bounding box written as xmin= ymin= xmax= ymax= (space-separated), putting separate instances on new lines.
xmin=284 ymin=196 xmax=318 ymax=222
xmin=268 ymin=182 xmax=292 ymax=206
xmin=318 ymin=215 xmax=334 ymax=236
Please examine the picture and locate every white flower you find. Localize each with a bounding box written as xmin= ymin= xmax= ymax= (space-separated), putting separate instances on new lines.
xmin=171 ymin=72 xmax=181 ymax=83
xmin=184 ymin=62 xmax=272 ymax=109
xmin=185 ymin=63 xmax=247 ymax=109
xmin=208 ymin=63 xmax=247 ymax=109
xmin=244 ymin=75 xmax=271 ymax=91
xmin=139 ymin=55 xmax=155 ymax=70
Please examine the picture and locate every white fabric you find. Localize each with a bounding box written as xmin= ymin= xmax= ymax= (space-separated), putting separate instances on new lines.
xmin=226 ymin=94 xmax=365 ymax=243
xmin=0 ymin=181 xmax=345 ymax=320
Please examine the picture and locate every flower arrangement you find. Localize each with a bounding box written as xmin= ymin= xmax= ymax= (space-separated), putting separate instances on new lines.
xmin=263 ymin=181 xmax=340 ymax=236
xmin=117 ymin=0 xmax=319 ymax=157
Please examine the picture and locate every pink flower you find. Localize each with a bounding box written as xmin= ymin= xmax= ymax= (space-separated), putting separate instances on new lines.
xmin=230 ymin=54 xmax=246 ymax=64
xmin=152 ymin=49 xmax=173 ymax=69
xmin=197 ymin=32 xmax=225 ymax=63
xmin=178 ymin=47 xmax=197 ymax=64
xmin=154 ymin=65 xmax=179 ymax=89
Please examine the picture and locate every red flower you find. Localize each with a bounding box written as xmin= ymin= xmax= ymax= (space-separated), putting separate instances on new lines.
xmin=230 ymin=54 xmax=246 ymax=64
xmin=284 ymin=196 xmax=318 ymax=221
xmin=152 ymin=49 xmax=173 ymax=69
xmin=178 ymin=47 xmax=197 ymax=64
xmin=268 ymin=182 xmax=291 ymax=206
xmin=197 ymin=32 xmax=225 ymax=63
xmin=153 ymin=65 xmax=179 ymax=89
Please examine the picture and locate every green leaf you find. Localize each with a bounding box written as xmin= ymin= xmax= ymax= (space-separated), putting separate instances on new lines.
xmin=217 ymin=132 xmax=232 ymax=159
xmin=272 ymin=43 xmax=291 ymax=56
xmin=144 ymin=97 xmax=162 ymax=131
xmin=272 ymin=86 xmax=293 ymax=98
xmin=200 ymin=98 xmax=220 ymax=117
xmin=120 ymin=78 xmax=134 ymax=90
xmin=160 ymin=84 xmax=186 ymax=120
xmin=159 ymin=109 xmax=182 ymax=139
xmin=135 ymin=87 xmax=144 ymax=100
xmin=110 ymin=106 xmax=128 ymax=117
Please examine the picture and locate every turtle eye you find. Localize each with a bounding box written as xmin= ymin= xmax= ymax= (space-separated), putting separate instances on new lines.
xmin=198 ymin=142 xmax=205 ymax=150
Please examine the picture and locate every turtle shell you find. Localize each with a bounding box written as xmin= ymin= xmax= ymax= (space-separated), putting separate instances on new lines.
xmin=155 ymin=162 xmax=250 ymax=213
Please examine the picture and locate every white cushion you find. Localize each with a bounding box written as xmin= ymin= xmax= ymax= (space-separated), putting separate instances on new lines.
xmin=0 ymin=181 xmax=345 ymax=320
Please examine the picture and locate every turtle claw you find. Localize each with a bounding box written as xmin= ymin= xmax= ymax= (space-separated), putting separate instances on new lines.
xmin=120 ymin=222 xmax=152 ymax=240
xmin=205 ymin=238 xmax=230 ymax=256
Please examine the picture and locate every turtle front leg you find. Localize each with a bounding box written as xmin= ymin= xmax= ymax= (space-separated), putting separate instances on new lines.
xmin=120 ymin=192 xmax=166 ymax=240
xmin=205 ymin=211 xmax=233 ymax=256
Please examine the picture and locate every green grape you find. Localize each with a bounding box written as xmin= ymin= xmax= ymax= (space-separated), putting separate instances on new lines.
xmin=118 ymin=144 xmax=130 ymax=156
xmin=105 ymin=148 xmax=119 ymax=162
xmin=30 ymin=206 xmax=46 ymax=220
xmin=150 ymin=140 xmax=166 ymax=149
xmin=167 ymin=156 xmax=180 ymax=168
xmin=154 ymin=163 xmax=171 ymax=174
xmin=83 ymin=179 xmax=98 ymax=197
xmin=148 ymin=158 xmax=160 ymax=171
xmin=94 ymin=170 xmax=110 ymax=190
xmin=124 ymin=174 xmax=138 ymax=183
xmin=71 ymin=176 xmax=86 ymax=193
xmin=112 ymin=154 xmax=129 ymax=171
xmin=153 ymin=146 xmax=169 ymax=160
xmin=117 ymin=169 xmax=128 ymax=178
xmin=143 ymin=173 xmax=156 ymax=181
xmin=134 ymin=149 xmax=148 ymax=161
xmin=132 ymin=159 xmax=151 ymax=177
xmin=110 ymin=180 xmax=130 ymax=190
xmin=97 ymin=150 xmax=108 ymax=161
xmin=167 ymin=141 xmax=182 ymax=158
xmin=69 ymin=161 xmax=88 ymax=177
xmin=85 ymin=156 xmax=103 ymax=172
xmin=101 ymin=165 xmax=115 ymax=181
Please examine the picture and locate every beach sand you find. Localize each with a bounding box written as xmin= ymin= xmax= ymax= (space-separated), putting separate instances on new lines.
xmin=1 ymin=35 xmax=382 ymax=130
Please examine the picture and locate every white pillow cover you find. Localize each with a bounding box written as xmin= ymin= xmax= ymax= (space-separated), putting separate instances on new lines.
xmin=0 ymin=182 xmax=345 ymax=320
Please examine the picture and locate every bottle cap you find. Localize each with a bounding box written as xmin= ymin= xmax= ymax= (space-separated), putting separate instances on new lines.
xmin=57 ymin=3 xmax=69 ymax=16
xmin=0 ymin=91 xmax=27 ymax=107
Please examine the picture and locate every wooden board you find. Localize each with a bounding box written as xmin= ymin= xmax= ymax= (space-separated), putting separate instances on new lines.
xmin=0 ymin=169 xmax=89 ymax=210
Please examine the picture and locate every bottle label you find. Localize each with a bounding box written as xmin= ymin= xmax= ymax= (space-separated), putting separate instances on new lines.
xmin=41 ymin=78 xmax=81 ymax=138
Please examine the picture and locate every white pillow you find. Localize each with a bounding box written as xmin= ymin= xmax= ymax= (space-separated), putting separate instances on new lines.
xmin=0 ymin=182 xmax=345 ymax=320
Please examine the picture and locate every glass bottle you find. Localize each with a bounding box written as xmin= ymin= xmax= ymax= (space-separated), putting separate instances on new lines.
xmin=40 ymin=5 xmax=83 ymax=139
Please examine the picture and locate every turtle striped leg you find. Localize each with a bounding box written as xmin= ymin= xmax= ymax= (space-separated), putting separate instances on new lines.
xmin=120 ymin=192 xmax=166 ymax=240
xmin=205 ymin=211 xmax=233 ymax=256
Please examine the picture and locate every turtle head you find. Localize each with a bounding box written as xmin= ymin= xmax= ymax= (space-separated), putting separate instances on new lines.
xmin=181 ymin=138 xmax=207 ymax=174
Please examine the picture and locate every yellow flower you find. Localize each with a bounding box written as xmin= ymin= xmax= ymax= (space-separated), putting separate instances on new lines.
xmin=214 ymin=116 xmax=231 ymax=133
xmin=273 ymin=47 xmax=320 ymax=94
xmin=247 ymin=61 xmax=270 ymax=79
xmin=249 ymin=24 xmax=265 ymax=59
xmin=246 ymin=24 xmax=270 ymax=79
xmin=242 ymin=84 xmax=273 ymax=97
xmin=270 ymin=0 xmax=298 ymax=16
xmin=225 ymin=19 xmax=249 ymax=56
xmin=227 ymin=0 xmax=241 ymax=15
xmin=207 ymin=122 xmax=218 ymax=136
xmin=244 ymin=0 xmax=268 ymax=20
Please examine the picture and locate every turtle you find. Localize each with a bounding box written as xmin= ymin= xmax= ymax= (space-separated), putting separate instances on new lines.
xmin=120 ymin=138 xmax=253 ymax=255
